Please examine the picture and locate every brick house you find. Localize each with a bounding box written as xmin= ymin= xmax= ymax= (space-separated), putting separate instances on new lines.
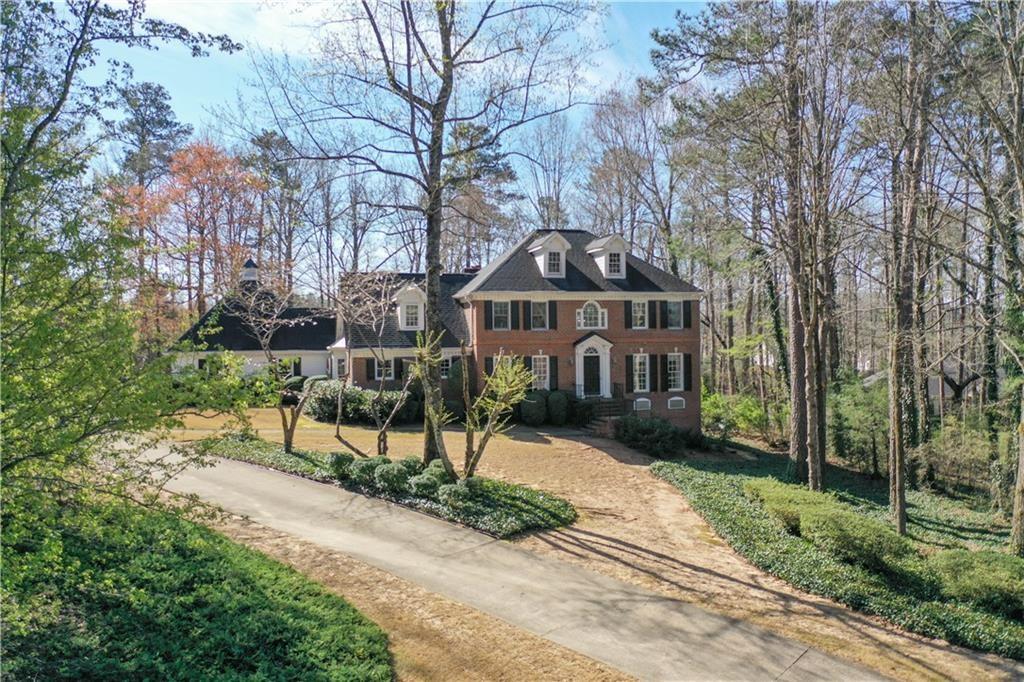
xmin=179 ymin=230 xmax=703 ymax=429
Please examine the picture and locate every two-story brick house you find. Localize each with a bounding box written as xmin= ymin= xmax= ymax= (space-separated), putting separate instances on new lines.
xmin=179 ymin=230 xmax=702 ymax=429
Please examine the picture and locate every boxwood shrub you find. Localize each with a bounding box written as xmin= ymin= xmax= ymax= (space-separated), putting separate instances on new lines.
xmin=520 ymin=391 xmax=548 ymax=426
xmin=374 ymin=462 xmax=411 ymax=495
xmin=614 ymin=414 xmax=703 ymax=457
xmin=349 ymin=456 xmax=390 ymax=488
xmin=652 ymin=460 xmax=1024 ymax=659
xmin=328 ymin=452 xmax=355 ymax=481
xmin=547 ymin=391 xmax=570 ymax=426
xmin=800 ymin=507 xmax=915 ymax=574
xmin=409 ymin=472 xmax=442 ymax=499
xmin=307 ymin=381 xmax=419 ymax=426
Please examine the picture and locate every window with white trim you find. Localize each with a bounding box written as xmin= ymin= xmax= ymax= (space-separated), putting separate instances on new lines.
xmin=546 ymin=251 xmax=562 ymax=275
xmin=608 ymin=252 xmax=623 ymax=276
xmin=532 ymin=355 xmax=549 ymax=390
xmin=576 ymin=301 xmax=607 ymax=329
xmin=492 ymin=301 xmax=510 ymax=330
xmin=632 ymin=301 xmax=647 ymax=329
xmin=634 ymin=397 xmax=652 ymax=412
xmin=337 ymin=357 xmax=347 ymax=378
xmin=440 ymin=357 xmax=451 ymax=379
xmin=531 ymin=301 xmax=548 ymax=329
xmin=666 ymin=353 xmax=683 ymax=391
xmin=375 ymin=358 xmax=395 ymax=380
xmin=666 ymin=301 xmax=683 ymax=329
xmin=403 ymin=303 xmax=421 ymax=329
xmin=633 ymin=353 xmax=649 ymax=392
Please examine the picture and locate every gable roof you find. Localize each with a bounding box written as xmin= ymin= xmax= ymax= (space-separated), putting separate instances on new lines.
xmin=341 ymin=273 xmax=472 ymax=349
xmin=178 ymin=298 xmax=337 ymax=352
xmin=455 ymin=229 xmax=701 ymax=297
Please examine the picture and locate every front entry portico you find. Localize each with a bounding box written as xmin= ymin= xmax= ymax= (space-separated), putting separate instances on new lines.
xmin=574 ymin=333 xmax=612 ymax=398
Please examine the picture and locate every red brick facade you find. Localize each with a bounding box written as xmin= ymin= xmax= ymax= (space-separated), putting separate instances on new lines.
xmin=467 ymin=296 xmax=701 ymax=431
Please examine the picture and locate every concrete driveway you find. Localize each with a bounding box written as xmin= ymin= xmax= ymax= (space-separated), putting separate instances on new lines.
xmin=164 ymin=447 xmax=885 ymax=681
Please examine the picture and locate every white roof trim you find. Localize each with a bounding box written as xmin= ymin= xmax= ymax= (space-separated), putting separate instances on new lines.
xmin=527 ymin=232 xmax=571 ymax=253
xmin=585 ymin=234 xmax=628 ymax=253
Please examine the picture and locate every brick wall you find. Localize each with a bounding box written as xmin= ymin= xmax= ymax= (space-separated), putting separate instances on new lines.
xmin=470 ymin=298 xmax=701 ymax=431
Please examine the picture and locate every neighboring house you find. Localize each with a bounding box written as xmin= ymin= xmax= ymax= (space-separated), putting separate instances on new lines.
xmin=178 ymin=231 xmax=703 ymax=428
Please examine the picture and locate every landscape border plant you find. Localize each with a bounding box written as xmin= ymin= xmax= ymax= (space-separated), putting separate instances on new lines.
xmin=651 ymin=459 xmax=1024 ymax=659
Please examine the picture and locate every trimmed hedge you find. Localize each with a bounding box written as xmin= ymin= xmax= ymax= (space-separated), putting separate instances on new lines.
xmin=198 ymin=435 xmax=575 ymax=539
xmin=614 ymin=414 xmax=704 ymax=458
xmin=547 ymin=391 xmax=570 ymax=426
xmin=652 ymin=461 xmax=1024 ymax=659
xmin=800 ymin=508 xmax=914 ymax=574
xmin=306 ymin=381 xmax=419 ymax=426
xmin=520 ymin=391 xmax=548 ymax=426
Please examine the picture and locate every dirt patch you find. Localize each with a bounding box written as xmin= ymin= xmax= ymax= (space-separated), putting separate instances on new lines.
xmin=177 ymin=411 xmax=1023 ymax=680
xmin=217 ymin=516 xmax=628 ymax=682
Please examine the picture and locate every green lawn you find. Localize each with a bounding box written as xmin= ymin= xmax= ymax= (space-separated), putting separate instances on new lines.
xmin=197 ymin=433 xmax=577 ymax=538
xmin=652 ymin=453 xmax=1024 ymax=660
xmin=2 ymin=500 xmax=392 ymax=680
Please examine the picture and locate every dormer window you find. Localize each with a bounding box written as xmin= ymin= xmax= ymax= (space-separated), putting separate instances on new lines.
xmin=585 ymin=234 xmax=629 ymax=279
xmin=607 ymin=252 xmax=622 ymax=276
xmin=547 ymin=251 xmax=562 ymax=275
xmin=394 ymin=282 xmax=426 ymax=331
xmin=403 ymin=303 xmax=420 ymax=329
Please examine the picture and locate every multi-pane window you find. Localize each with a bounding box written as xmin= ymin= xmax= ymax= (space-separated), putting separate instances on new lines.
xmin=608 ymin=252 xmax=622 ymax=275
xmin=633 ymin=353 xmax=649 ymax=392
xmin=532 ymin=355 xmax=549 ymax=390
xmin=666 ymin=353 xmax=683 ymax=391
xmin=531 ymin=301 xmax=548 ymax=329
xmin=632 ymin=300 xmax=647 ymax=329
xmin=375 ymin=358 xmax=394 ymax=380
xmin=492 ymin=301 xmax=510 ymax=330
xmin=337 ymin=357 xmax=347 ymax=379
xmin=440 ymin=357 xmax=451 ymax=379
xmin=547 ymin=251 xmax=562 ymax=275
xmin=666 ymin=301 xmax=683 ymax=329
xmin=577 ymin=301 xmax=607 ymax=329
xmin=404 ymin=303 xmax=420 ymax=329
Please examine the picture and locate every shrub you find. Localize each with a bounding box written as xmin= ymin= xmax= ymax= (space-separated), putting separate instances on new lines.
xmin=438 ymin=482 xmax=474 ymax=509
xmin=800 ymin=507 xmax=915 ymax=573
xmin=408 ymin=472 xmax=442 ymax=499
xmin=349 ymin=456 xmax=390 ymax=488
xmin=396 ymin=457 xmax=424 ymax=477
xmin=283 ymin=374 xmax=307 ymax=392
xmin=520 ymin=391 xmax=547 ymax=426
xmin=328 ymin=452 xmax=355 ymax=481
xmin=462 ymin=476 xmax=484 ymax=493
xmin=374 ymin=462 xmax=411 ymax=496
xmin=930 ymin=550 xmax=1024 ymax=620
xmin=443 ymin=398 xmax=466 ymax=422
xmin=614 ymin=414 xmax=688 ymax=458
xmin=306 ymin=381 xmax=420 ymax=425
xmin=547 ymin=391 xmax=569 ymax=426
xmin=700 ymin=387 xmax=736 ymax=441
xmin=569 ymin=398 xmax=596 ymax=427
xmin=743 ymin=478 xmax=840 ymax=534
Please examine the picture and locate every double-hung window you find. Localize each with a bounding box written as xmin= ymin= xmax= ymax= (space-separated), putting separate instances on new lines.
xmin=666 ymin=353 xmax=683 ymax=391
xmin=439 ymin=357 xmax=451 ymax=379
xmin=403 ymin=303 xmax=420 ymax=329
xmin=632 ymin=301 xmax=647 ymax=329
xmin=666 ymin=301 xmax=683 ymax=329
xmin=633 ymin=353 xmax=649 ymax=392
xmin=531 ymin=301 xmax=548 ymax=329
xmin=608 ymin=252 xmax=622 ymax=276
xmin=492 ymin=301 xmax=510 ymax=330
xmin=532 ymin=355 xmax=549 ymax=390
xmin=375 ymin=358 xmax=394 ymax=381
xmin=547 ymin=251 xmax=562 ymax=275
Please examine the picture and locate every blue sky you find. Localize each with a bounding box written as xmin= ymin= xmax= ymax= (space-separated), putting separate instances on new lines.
xmin=103 ymin=2 xmax=704 ymax=135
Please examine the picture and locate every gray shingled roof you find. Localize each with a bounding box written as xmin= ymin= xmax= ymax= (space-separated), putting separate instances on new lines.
xmin=178 ymin=299 xmax=336 ymax=352
xmin=456 ymin=229 xmax=701 ymax=296
xmin=343 ymin=273 xmax=472 ymax=349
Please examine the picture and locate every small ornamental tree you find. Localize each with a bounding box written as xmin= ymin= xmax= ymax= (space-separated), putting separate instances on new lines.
xmin=414 ymin=334 xmax=531 ymax=480
xmin=229 ymin=280 xmax=329 ymax=453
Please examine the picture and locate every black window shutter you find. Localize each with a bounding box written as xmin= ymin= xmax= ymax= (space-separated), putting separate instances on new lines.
xmin=624 ymin=300 xmax=633 ymax=329
xmin=648 ymin=300 xmax=657 ymax=328
xmin=523 ymin=356 xmax=533 ymax=371
xmin=523 ymin=301 xmax=532 ymax=330
xmin=625 ymin=354 xmax=634 ymax=393
xmin=660 ymin=354 xmax=669 ymax=392
xmin=485 ymin=356 xmax=494 ymax=375
xmin=549 ymin=356 xmax=558 ymax=389
xmin=484 ymin=300 xmax=493 ymax=330
xmin=684 ymin=353 xmax=693 ymax=391
xmin=366 ymin=357 xmax=376 ymax=382
xmin=683 ymin=301 xmax=693 ymax=329
xmin=659 ymin=301 xmax=669 ymax=329
xmin=394 ymin=358 xmax=403 ymax=379
xmin=650 ymin=354 xmax=659 ymax=392
xmin=293 ymin=358 xmax=302 ymax=377
xmin=511 ymin=300 xmax=520 ymax=329
xmin=548 ymin=301 xmax=557 ymax=329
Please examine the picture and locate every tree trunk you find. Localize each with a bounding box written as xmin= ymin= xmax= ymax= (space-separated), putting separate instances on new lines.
xmin=1011 ymin=384 xmax=1024 ymax=556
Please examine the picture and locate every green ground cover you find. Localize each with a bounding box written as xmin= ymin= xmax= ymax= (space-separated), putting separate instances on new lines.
xmin=198 ymin=433 xmax=577 ymax=538
xmin=2 ymin=500 xmax=392 ymax=680
xmin=651 ymin=453 xmax=1024 ymax=660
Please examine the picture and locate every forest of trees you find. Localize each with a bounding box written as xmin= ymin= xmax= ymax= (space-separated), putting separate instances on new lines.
xmin=4 ymin=0 xmax=1022 ymax=554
